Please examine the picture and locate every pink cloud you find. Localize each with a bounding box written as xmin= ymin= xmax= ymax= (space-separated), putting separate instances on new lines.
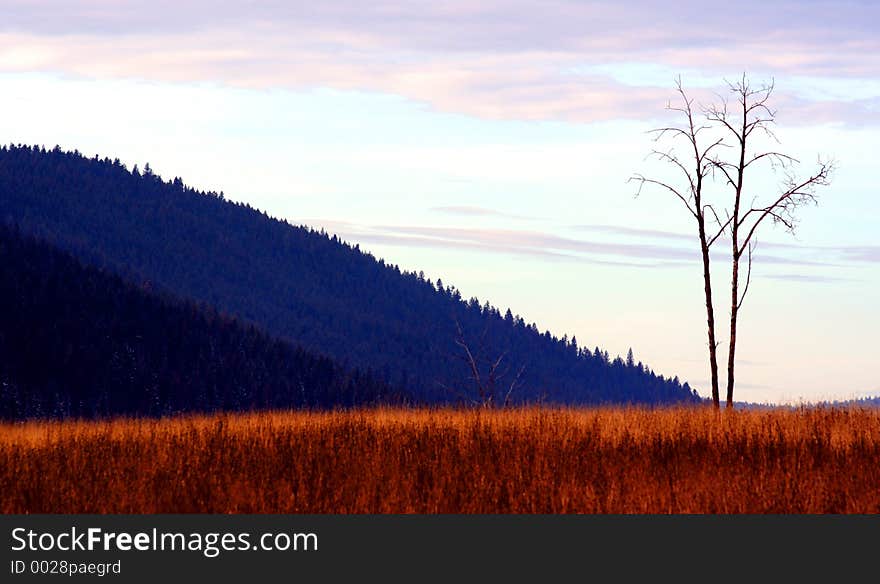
xmin=304 ymin=220 xmax=840 ymax=269
xmin=1 ymin=1 xmax=879 ymax=123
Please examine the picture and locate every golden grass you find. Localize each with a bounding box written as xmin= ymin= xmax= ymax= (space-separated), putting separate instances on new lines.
xmin=2 ymin=406 xmax=879 ymax=513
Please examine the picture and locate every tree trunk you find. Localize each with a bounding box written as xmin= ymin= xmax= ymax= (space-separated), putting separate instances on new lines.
xmin=726 ymin=106 xmax=747 ymax=409
xmin=698 ymin=233 xmax=720 ymax=408
xmin=726 ymin=255 xmax=739 ymax=408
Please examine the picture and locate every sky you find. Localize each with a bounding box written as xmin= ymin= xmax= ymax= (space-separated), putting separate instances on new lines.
xmin=1 ymin=0 xmax=878 ymax=403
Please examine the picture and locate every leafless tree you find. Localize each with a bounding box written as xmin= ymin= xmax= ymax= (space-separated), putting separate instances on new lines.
xmin=440 ymin=318 xmax=526 ymax=407
xmin=630 ymin=77 xmax=727 ymax=408
xmin=705 ymin=75 xmax=834 ymax=408
xmin=633 ymin=75 xmax=834 ymax=409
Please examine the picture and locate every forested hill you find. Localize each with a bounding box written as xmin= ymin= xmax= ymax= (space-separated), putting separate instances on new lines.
xmin=0 ymin=144 xmax=699 ymax=405
xmin=0 ymin=222 xmax=403 ymax=419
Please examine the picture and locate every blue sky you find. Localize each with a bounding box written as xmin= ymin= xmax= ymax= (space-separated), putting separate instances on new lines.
xmin=1 ymin=1 xmax=878 ymax=402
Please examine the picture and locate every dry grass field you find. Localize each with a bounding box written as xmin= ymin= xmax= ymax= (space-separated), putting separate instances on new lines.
xmin=2 ymin=406 xmax=879 ymax=513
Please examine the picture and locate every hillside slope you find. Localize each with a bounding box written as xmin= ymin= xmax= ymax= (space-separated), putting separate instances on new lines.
xmin=0 ymin=144 xmax=698 ymax=405
xmin=0 ymin=223 xmax=402 ymax=419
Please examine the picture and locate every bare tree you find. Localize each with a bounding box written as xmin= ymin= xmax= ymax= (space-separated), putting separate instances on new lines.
xmin=705 ymin=75 xmax=834 ymax=408
xmin=440 ymin=318 xmax=526 ymax=407
xmin=634 ymin=75 xmax=833 ymax=409
xmin=630 ymin=78 xmax=727 ymax=408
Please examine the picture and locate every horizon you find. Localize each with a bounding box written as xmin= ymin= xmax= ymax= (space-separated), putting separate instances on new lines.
xmin=2 ymin=1 xmax=878 ymax=404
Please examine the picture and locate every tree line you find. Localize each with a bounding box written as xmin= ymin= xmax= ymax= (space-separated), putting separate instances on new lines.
xmin=0 ymin=222 xmax=404 ymax=419
xmin=0 ymin=144 xmax=699 ymax=409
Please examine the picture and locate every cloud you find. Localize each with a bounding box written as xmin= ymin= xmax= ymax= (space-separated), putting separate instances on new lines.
xmin=835 ymin=245 xmax=880 ymax=263
xmin=575 ymin=223 xmax=880 ymax=266
xmin=4 ymin=1 xmax=880 ymax=67
xmin=762 ymin=274 xmax=856 ymax=284
xmin=431 ymin=206 xmax=536 ymax=221
xmin=309 ymin=220 xmax=694 ymax=266
xmin=303 ymin=220 xmax=839 ymax=269
xmin=347 ymin=232 xmax=649 ymax=267
xmin=377 ymin=224 xmax=699 ymax=262
xmin=1 ymin=1 xmax=880 ymax=124
xmin=573 ymin=224 xmax=693 ymax=242
xmin=758 ymin=243 xmax=880 ymax=265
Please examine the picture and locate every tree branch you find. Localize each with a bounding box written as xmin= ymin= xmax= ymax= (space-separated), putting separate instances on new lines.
xmin=744 ymin=151 xmax=798 ymax=170
xmin=503 ymin=365 xmax=527 ymax=407
xmin=738 ymin=160 xmax=834 ymax=255
xmin=706 ymin=209 xmax=734 ymax=248
xmin=737 ymin=241 xmax=755 ymax=310
xmin=629 ymin=174 xmax=698 ymax=219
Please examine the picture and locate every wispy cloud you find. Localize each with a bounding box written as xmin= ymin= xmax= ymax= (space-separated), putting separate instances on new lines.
xmin=431 ymin=206 xmax=536 ymax=221
xmin=348 ymin=232 xmax=647 ymax=267
xmin=304 ymin=220 xmax=844 ymax=269
xmin=311 ymin=220 xmax=692 ymax=267
xmin=575 ymin=224 xmax=880 ymax=266
xmin=762 ymin=274 xmax=857 ymax=284
xmin=2 ymin=1 xmax=880 ymax=124
xmin=836 ymin=245 xmax=880 ymax=263
xmin=377 ymin=224 xmax=698 ymax=264
xmin=573 ymin=224 xmax=693 ymax=242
